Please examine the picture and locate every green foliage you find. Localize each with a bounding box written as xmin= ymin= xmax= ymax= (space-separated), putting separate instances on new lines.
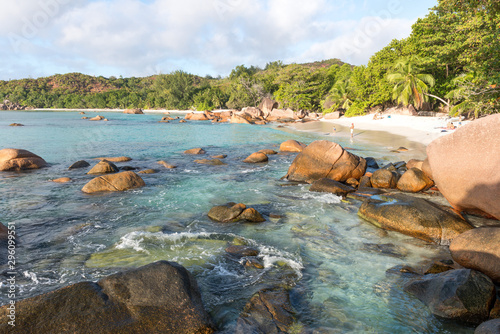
xmin=387 ymin=56 xmax=435 ymax=109
xmin=344 ymin=101 xmax=369 ymax=117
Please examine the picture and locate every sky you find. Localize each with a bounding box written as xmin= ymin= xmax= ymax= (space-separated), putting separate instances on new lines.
xmin=0 ymin=0 xmax=437 ymax=80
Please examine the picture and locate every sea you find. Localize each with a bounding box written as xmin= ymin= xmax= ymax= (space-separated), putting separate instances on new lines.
xmin=0 ymin=111 xmax=474 ymax=333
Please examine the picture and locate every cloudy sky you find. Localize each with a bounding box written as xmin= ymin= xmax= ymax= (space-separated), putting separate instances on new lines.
xmin=0 ymin=0 xmax=437 ymax=80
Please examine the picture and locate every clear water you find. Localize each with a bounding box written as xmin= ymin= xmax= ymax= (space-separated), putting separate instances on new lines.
xmin=0 ymin=111 xmax=474 ymax=333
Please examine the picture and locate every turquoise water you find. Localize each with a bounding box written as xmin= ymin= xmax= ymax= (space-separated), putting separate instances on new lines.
xmin=0 ymin=111 xmax=473 ymax=333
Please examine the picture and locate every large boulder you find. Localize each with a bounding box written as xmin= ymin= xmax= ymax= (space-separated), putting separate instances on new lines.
xmin=279 ymin=140 xmax=307 ymax=153
xmin=235 ymin=287 xmax=295 ymax=334
xmin=0 ymin=261 xmax=216 ymax=333
xmin=230 ymin=114 xmax=252 ymax=124
xmin=284 ymin=140 xmax=366 ymax=183
xmin=370 ymin=169 xmax=398 ymax=189
xmin=266 ymin=108 xmax=295 ymax=122
xmin=404 ymin=269 xmax=496 ymax=325
xmin=358 ymin=193 xmax=474 ymax=245
xmin=426 ymin=114 xmax=500 ymax=219
xmin=450 ymin=227 xmax=500 ymax=284
xmin=0 ymin=148 xmax=47 ymax=171
xmin=259 ymin=98 xmax=278 ymax=118
xmin=396 ymin=167 xmax=434 ymax=192
xmin=185 ymin=112 xmax=210 ymax=121
xmin=82 ymin=171 xmax=145 ymax=193
xmin=323 ymin=111 xmax=341 ymax=119
xmin=87 ymin=160 xmax=119 ymax=174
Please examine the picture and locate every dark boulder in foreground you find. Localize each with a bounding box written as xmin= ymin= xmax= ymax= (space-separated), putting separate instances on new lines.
xmin=475 ymin=319 xmax=500 ymax=334
xmin=235 ymin=287 xmax=295 ymax=334
xmin=82 ymin=171 xmax=145 ymax=193
xmin=450 ymin=227 xmax=500 ymax=284
xmin=0 ymin=148 xmax=47 ymax=171
xmin=426 ymin=114 xmax=500 ymax=219
xmin=0 ymin=261 xmax=216 ymax=333
xmin=404 ymin=269 xmax=496 ymax=325
xmin=285 ymin=140 xmax=366 ymax=184
xmin=208 ymin=203 xmax=265 ymax=223
xmin=358 ymin=193 xmax=473 ymax=245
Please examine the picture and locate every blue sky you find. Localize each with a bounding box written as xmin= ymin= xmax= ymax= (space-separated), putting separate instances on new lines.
xmin=0 ymin=0 xmax=437 ymax=80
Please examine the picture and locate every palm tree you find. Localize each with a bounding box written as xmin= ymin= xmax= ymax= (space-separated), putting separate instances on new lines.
xmin=329 ymin=80 xmax=353 ymax=111
xmin=387 ymin=56 xmax=435 ymax=110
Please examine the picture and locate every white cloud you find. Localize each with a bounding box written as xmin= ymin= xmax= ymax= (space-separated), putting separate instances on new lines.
xmin=0 ymin=0 xmax=432 ymax=80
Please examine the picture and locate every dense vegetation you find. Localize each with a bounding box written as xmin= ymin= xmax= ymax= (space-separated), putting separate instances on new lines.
xmin=1 ymin=0 xmax=498 ymax=118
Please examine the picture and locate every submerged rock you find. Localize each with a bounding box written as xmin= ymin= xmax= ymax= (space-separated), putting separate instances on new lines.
xmin=82 ymin=171 xmax=145 ymax=193
xmin=52 ymin=177 xmax=71 ymax=183
xmin=284 ymin=140 xmax=366 ymax=183
xmin=358 ymin=193 xmax=473 ymax=245
xmin=0 ymin=261 xmax=216 ymax=333
xmin=194 ymin=159 xmax=227 ymax=166
xmin=225 ymin=245 xmax=259 ymax=257
xmin=475 ymin=319 xmax=500 ymax=334
xmin=309 ymin=178 xmax=356 ymax=197
xmin=0 ymin=148 xmax=47 ymax=171
xmin=184 ymin=148 xmax=206 ymax=155
xmin=404 ymin=269 xmax=496 ymax=325
xmin=450 ymin=227 xmax=500 ymax=284
xmin=94 ymin=156 xmax=132 ymax=162
xmin=235 ymin=287 xmax=295 ymax=334
xmin=157 ymin=160 xmax=177 ymax=169
xmin=208 ymin=203 xmax=265 ymax=223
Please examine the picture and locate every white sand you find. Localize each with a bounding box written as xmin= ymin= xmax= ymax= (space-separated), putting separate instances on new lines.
xmin=321 ymin=114 xmax=467 ymax=146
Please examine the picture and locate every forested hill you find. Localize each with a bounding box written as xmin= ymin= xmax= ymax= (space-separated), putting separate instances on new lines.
xmin=1 ymin=0 xmax=499 ymax=118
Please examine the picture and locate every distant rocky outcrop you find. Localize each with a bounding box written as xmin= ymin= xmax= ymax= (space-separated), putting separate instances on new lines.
xmin=0 ymin=100 xmax=31 ymax=111
xmin=284 ymin=140 xmax=366 ymax=183
xmin=0 ymin=148 xmax=47 ymax=171
xmin=358 ymin=193 xmax=473 ymax=245
xmin=0 ymin=261 xmax=216 ymax=333
xmin=82 ymin=171 xmax=145 ymax=193
xmin=427 ymin=114 xmax=500 ymax=219
xmin=123 ymin=108 xmax=144 ymax=114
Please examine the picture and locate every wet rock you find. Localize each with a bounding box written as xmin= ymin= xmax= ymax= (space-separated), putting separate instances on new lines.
xmin=358 ymin=193 xmax=474 ymax=245
xmin=285 ymin=140 xmax=366 ymax=184
xmin=475 ymin=319 xmax=500 ymax=334
xmin=450 ymin=227 xmax=500 ymax=283
xmin=87 ymin=160 xmax=119 ymax=174
xmin=138 ymin=169 xmax=157 ymax=174
xmin=404 ymin=269 xmax=496 ymax=325
xmin=89 ymin=115 xmax=105 ymax=121
xmin=157 ymin=160 xmax=177 ymax=169
xmin=211 ymin=154 xmax=227 ymax=159
xmin=423 ymin=260 xmax=454 ymax=275
xmin=359 ymin=175 xmax=372 ymax=188
xmin=225 ymin=245 xmax=259 ymax=257
xmin=309 ymin=178 xmax=356 ymax=196
xmin=82 ymin=171 xmax=145 ymax=193
xmin=243 ymin=152 xmax=268 ymax=163
xmin=243 ymin=258 xmax=265 ymax=269
xmin=208 ymin=203 xmax=265 ymax=223
xmin=235 ymin=287 xmax=295 ymax=334
xmin=52 ymin=177 xmax=71 ymax=183
xmin=0 ymin=148 xmax=47 ymax=171
xmin=94 ymin=156 xmax=132 ymax=162
xmin=0 ymin=261 xmax=216 ymax=333
xmin=68 ymin=160 xmax=90 ymax=169
xmin=370 ymin=169 xmax=398 ymax=189
xmin=120 ymin=166 xmax=137 ymax=171
xmin=362 ymin=243 xmax=408 ymax=259
xmin=9 ymin=123 xmax=24 ymax=126
xmin=184 ymin=148 xmax=206 ymax=155
xmin=396 ymin=167 xmax=434 ymax=193
xmin=345 ymin=178 xmax=359 ymax=188
xmin=365 ymin=157 xmax=379 ymax=169
xmin=194 ymin=159 xmax=226 ymax=166
xmin=258 ymin=149 xmax=278 ymax=155
xmin=427 ymin=114 xmax=500 ymax=219
xmin=279 ymin=140 xmax=307 ymax=153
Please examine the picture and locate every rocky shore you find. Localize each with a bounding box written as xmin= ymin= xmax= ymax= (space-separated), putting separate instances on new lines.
xmin=0 ymin=111 xmax=499 ymax=333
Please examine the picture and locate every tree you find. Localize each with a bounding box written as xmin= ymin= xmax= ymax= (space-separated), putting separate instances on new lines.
xmin=387 ymin=56 xmax=435 ymax=109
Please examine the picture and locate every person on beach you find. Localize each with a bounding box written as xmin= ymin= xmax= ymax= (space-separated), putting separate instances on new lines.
xmin=350 ymin=123 xmax=354 ymax=137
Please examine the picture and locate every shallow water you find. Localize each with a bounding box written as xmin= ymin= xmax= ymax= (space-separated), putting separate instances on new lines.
xmin=0 ymin=111 xmax=474 ymax=333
